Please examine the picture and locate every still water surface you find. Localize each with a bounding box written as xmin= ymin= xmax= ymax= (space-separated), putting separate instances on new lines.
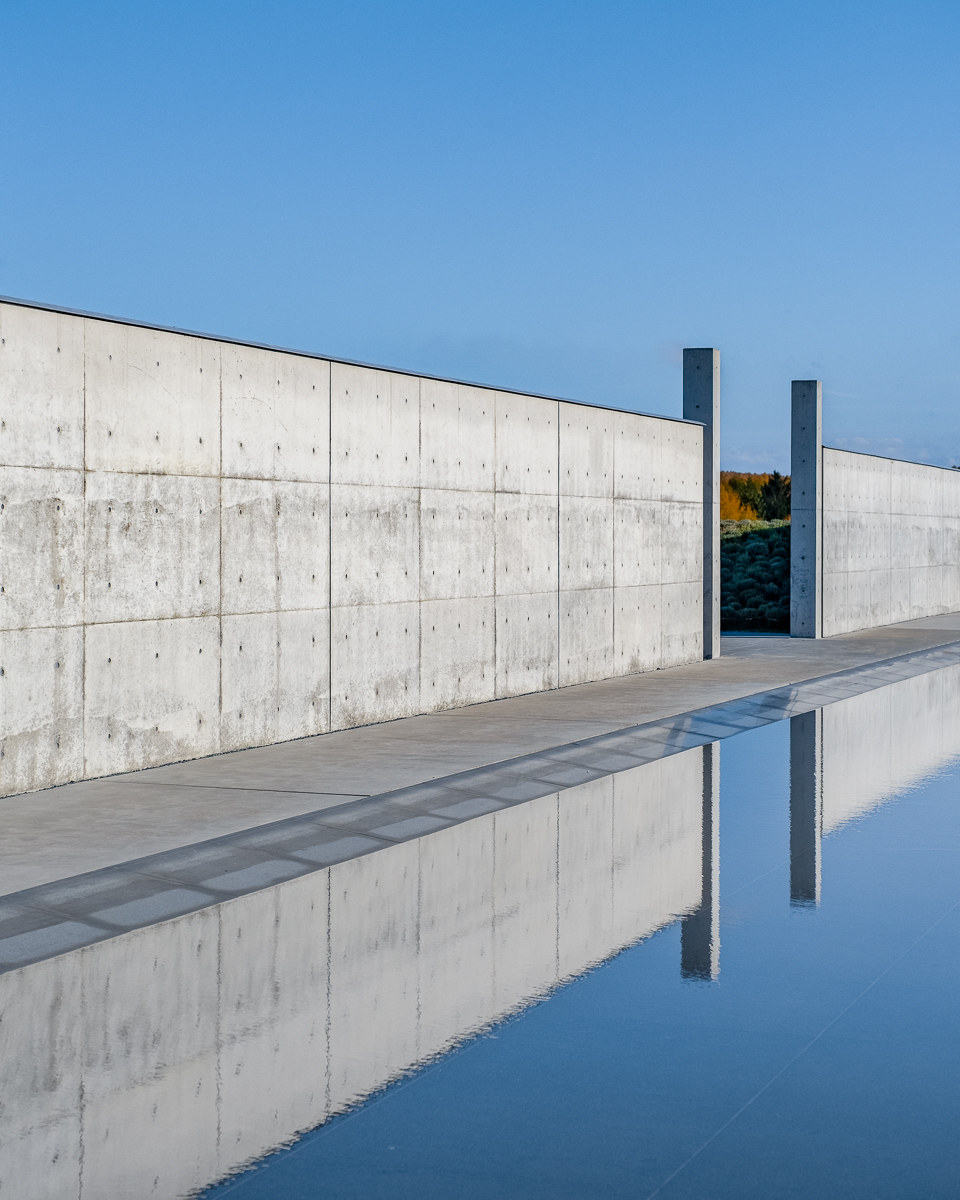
xmin=201 ymin=673 xmax=960 ymax=1198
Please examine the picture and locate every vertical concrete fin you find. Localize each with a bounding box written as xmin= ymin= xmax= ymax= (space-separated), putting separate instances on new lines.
xmin=682 ymin=349 xmax=720 ymax=659
xmin=790 ymin=380 xmax=823 ymax=638
xmin=789 ymin=708 xmax=822 ymax=905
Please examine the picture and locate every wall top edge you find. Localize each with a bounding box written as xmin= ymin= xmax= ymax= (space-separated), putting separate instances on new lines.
xmin=0 ymin=294 xmax=703 ymax=430
xmin=824 ymin=445 xmax=960 ymax=475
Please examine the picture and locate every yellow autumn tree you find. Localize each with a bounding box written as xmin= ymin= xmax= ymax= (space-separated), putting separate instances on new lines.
xmin=720 ymin=472 xmax=773 ymax=520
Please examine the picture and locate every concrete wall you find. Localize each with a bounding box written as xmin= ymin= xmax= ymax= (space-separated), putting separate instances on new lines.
xmin=790 ymin=379 xmax=960 ymax=637
xmin=822 ymin=449 xmax=960 ymax=636
xmin=0 ymin=299 xmax=704 ymax=798
xmin=0 ymin=749 xmax=703 ymax=1199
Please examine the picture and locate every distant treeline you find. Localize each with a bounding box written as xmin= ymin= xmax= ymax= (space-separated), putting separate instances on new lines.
xmin=720 ymin=471 xmax=791 ymax=521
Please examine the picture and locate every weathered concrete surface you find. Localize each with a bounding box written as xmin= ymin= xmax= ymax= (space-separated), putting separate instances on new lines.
xmin=822 ymin=448 xmax=960 ymax=636
xmin=0 ymin=298 xmax=704 ymax=798
xmin=682 ymin=349 xmax=720 ymax=658
xmin=3 ymin=614 xmax=959 ymax=898
xmin=0 ymin=752 xmax=703 ymax=1199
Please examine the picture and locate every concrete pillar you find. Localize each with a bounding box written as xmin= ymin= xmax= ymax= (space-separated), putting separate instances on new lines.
xmin=789 ymin=709 xmax=822 ymax=906
xmin=790 ymin=380 xmax=822 ymax=638
xmin=683 ymin=349 xmax=721 ymax=658
xmin=681 ymin=740 xmax=720 ymax=980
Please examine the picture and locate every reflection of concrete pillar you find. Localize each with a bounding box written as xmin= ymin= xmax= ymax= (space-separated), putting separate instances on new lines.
xmin=790 ymin=709 xmax=822 ymax=906
xmin=683 ymin=349 xmax=721 ymax=659
xmin=790 ymin=380 xmax=822 ymax=638
xmin=681 ymin=741 xmax=720 ymax=980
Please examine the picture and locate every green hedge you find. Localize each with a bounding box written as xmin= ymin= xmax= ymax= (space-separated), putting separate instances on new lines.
xmin=720 ymin=524 xmax=790 ymax=632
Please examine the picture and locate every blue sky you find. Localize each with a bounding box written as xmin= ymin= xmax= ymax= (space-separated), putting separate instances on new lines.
xmin=2 ymin=0 xmax=959 ymax=470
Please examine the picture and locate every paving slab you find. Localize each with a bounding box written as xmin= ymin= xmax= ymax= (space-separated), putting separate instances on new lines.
xmin=2 ymin=613 xmax=960 ymax=897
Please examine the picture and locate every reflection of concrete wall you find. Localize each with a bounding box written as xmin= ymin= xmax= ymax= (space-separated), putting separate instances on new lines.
xmin=0 ymin=299 xmax=703 ymax=798
xmin=0 ymin=751 xmax=702 ymax=1198
xmin=822 ymin=448 xmax=960 ymax=636
xmin=820 ymin=666 xmax=960 ymax=834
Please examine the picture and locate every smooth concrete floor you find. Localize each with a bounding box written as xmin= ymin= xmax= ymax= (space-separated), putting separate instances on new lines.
xmin=4 ymin=612 xmax=960 ymax=897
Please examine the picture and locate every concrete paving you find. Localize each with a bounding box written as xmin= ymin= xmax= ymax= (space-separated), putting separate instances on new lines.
xmin=2 ymin=612 xmax=960 ymax=897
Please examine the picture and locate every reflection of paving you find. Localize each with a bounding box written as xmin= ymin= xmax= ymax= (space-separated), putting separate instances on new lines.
xmin=4 ymin=633 xmax=960 ymax=976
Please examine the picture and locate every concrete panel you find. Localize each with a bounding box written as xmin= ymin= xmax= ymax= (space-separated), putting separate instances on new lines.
xmin=560 ymin=588 xmax=614 ymax=686
xmin=660 ymin=581 xmax=702 ymax=667
xmin=660 ymin=501 xmax=702 ymax=585
xmin=420 ymin=596 xmax=495 ymax=711
xmin=0 ymin=625 xmax=83 ymax=796
xmin=78 ymin=911 xmax=219 ymax=1199
xmin=84 ymin=320 xmax=220 ymax=476
xmin=420 ymin=488 xmax=495 ymax=601
xmin=560 ymin=404 xmax=613 ymax=498
xmin=492 ymin=797 xmax=559 ymax=1014
xmin=331 ymin=601 xmax=420 ymax=729
xmin=0 ymin=466 xmax=83 ymax=631
xmin=0 ymin=953 xmax=83 ymax=1200
xmin=330 ymin=484 xmax=419 ymax=607
xmin=85 ymin=471 xmax=219 ymax=624
xmin=560 ymin=494 xmax=613 ymax=591
xmin=0 ymin=302 xmax=84 ymax=470
xmin=889 ymin=567 xmax=912 ymax=625
xmin=613 ymin=498 xmax=660 ymax=589
xmin=495 ymin=591 xmax=558 ymax=698
xmin=418 ymin=820 xmax=496 ymax=1056
xmin=495 ymin=491 xmax=558 ymax=596
xmin=614 ymin=584 xmax=662 ymax=675
xmin=221 ymin=613 xmax=274 ymax=752
xmin=821 ymin=571 xmax=847 ymax=640
xmin=83 ymin=617 xmax=220 ymax=776
xmin=614 ymin=413 xmax=662 ymax=501
xmin=822 ymin=505 xmax=849 ymax=574
xmin=946 ymin=475 xmax=960 ymax=520
xmin=331 ymin=363 xmax=419 ymax=488
xmin=420 ymin=378 xmax=496 ymax=492
xmin=221 ymin=611 xmax=329 ymax=751
xmin=660 ymin=422 xmax=702 ymax=504
xmin=222 ymin=345 xmax=330 ymax=482
xmin=222 ymin=479 xmax=329 ymax=615
xmin=277 ymin=609 xmax=331 ymax=740
xmin=495 ymin=392 xmax=558 ymax=495
xmin=327 ymin=843 xmax=419 ymax=1110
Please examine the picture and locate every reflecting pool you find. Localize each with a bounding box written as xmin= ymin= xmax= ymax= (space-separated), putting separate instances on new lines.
xmin=4 ymin=665 xmax=960 ymax=1198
